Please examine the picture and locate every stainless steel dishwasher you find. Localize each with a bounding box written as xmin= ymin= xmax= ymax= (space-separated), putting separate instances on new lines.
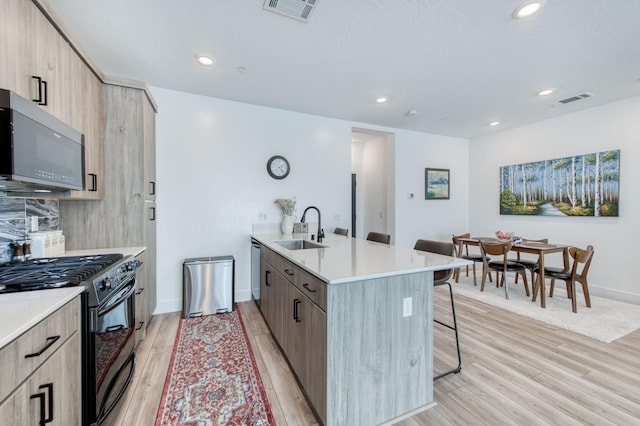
xmin=251 ymin=238 xmax=261 ymax=306
xmin=183 ymin=256 xmax=234 ymax=318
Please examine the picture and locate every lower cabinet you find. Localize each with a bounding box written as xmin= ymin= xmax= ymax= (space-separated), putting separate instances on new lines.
xmin=134 ymin=252 xmax=148 ymax=344
xmin=0 ymin=299 xmax=81 ymax=425
xmin=260 ymin=247 xmax=327 ymax=423
xmin=282 ymin=284 xmax=327 ymax=422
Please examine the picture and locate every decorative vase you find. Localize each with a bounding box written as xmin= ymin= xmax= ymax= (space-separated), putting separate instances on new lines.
xmin=281 ymin=214 xmax=295 ymax=234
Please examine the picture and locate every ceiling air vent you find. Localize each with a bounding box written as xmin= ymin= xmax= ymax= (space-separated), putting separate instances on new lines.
xmin=264 ymin=0 xmax=318 ymax=23
xmin=558 ymin=92 xmax=595 ymax=104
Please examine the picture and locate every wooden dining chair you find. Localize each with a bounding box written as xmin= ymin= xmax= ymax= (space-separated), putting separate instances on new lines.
xmin=366 ymin=232 xmax=390 ymax=244
xmin=333 ymin=227 xmax=349 ymax=236
xmin=511 ymin=238 xmax=548 ymax=284
xmin=479 ymin=240 xmax=529 ymax=299
xmin=540 ymin=245 xmax=594 ymax=313
xmin=451 ymin=233 xmax=490 ymax=286
xmin=413 ymin=239 xmax=461 ymax=380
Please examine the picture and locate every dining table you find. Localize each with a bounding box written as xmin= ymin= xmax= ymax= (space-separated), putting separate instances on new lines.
xmin=457 ymin=237 xmax=570 ymax=308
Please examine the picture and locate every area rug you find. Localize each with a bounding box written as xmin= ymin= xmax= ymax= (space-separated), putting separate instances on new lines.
xmin=452 ymin=273 xmax=640 ymax=343
xmin=155 ymin=309 xmax=275 ymax=425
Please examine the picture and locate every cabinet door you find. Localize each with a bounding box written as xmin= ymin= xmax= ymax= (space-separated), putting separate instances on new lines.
xmin=298 ymin=294 xmax=326 ymax=423
xmin=0 ymin=0 xmax=35 ymax=99
xmin=67 ymin=51 xmax=105 ymax=200
xmin=68 ymin=52 xmax=104 ymax=200
xmin=143 ymin=96 xmax=156 ymax=200
xmin=0 ymin=333 xmax=81 ymax=426
xmin=260 ymin=261 xmax=285 ymax=343
xmin=282 ymin=284 xmax=327 ymax=423
xmin=33 ymin=10 xmax=71 ymax=123
xmin=135 ymin=253 xmax=147 ymax=344
xmin=145 ymin=203 xmax=157 ymax=317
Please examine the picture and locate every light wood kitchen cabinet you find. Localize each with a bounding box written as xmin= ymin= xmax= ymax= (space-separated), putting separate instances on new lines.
xmin=1 ymin=0 xmax=105 ymax=200
xmin=32 ymin=7 xmax=71 ymax=123
xmin=134 ymin=252 xmax=148 ymax=344
xmin=0 ymin=0 xmax=70 ymax=122
xmin=143 ymin=96 xmax=156 ymax=201
xmin=259 ymin=247 xmax=327 ymax=423
xmin=0 ymin=0 xmax=35 ymax=99
xmin=60 ymin=84 xmax=157 ymax=332
xmin=0 ymin=297 xmax=81 ymax=426
xmin=67 ymin=50 xmax=105 ymax=199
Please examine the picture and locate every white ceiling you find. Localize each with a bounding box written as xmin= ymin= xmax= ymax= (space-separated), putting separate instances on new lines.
xmin=43 ymin=0 xmax=640 ymax=139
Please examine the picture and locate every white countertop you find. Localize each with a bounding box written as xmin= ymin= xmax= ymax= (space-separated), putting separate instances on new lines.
xmin=0 ymin=287 xmax=84 ymax=349
xmin=252 ymin=233 xmax=471 ymax=284
xmin=63 ymin=246 xmax=146 ymax=257
xmin=0 ymin=246 xmax=145 ymax=350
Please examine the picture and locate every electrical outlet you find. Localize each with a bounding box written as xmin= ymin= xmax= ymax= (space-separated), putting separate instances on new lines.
xmin=403 ymin=297 xmax=412 ymax=317
xmin=259 ymin=212 xmax=267 ymax=221
xmin=334 ymin=214 xmax=340 ymax=222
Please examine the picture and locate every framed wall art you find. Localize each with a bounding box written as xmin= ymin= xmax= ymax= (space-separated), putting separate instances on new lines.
xmin=499 ymin=149 xmax=620 ymax=217
xmin=425 ymin=168 xmax=450 ymax=200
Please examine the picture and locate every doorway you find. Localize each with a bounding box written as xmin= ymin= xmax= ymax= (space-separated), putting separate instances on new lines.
xmin=351 ymin=129 xmax=395 ymax=242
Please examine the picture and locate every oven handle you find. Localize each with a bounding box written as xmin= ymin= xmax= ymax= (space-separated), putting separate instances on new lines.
xmin=97 ymin=352 xmax=136 ymax=423
xmin=98 ymin=281 xmax=136 ymax=316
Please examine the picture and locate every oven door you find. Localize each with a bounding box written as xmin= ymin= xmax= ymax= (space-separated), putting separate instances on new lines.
xmin=92 ymin=278 xmax=137 ymax=425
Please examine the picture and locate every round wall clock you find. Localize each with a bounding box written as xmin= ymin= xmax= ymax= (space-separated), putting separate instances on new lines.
xmin=266 ymin=155 xmax=290 ymax=180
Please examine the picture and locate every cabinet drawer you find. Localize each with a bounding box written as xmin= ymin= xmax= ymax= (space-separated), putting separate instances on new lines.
xmin=261 ymin=246 xmax=327 ymax=310
xmin=260 ymin=246 xmax=282 ymax=271
xmin=292 ymin=267 xmax=327 ymax=311
xmin=0 ymin=297 xmax=79 ymax=404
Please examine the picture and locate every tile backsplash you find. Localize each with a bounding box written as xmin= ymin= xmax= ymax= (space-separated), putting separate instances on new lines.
xmin=0 ymin=192 xmax=59 ymax=263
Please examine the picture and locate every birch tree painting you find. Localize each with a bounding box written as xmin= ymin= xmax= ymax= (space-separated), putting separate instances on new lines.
xmin=499 ymin=150 xmax=620 ymax=216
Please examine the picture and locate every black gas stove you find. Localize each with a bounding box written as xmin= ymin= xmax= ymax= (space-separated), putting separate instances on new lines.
xmin=0 ymin=254 xmax=124 ymax=294
xmin=0 ymin=252 xmax=142 ymax=424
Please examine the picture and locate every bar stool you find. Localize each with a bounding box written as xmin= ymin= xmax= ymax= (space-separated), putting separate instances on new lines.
xmin=333 ymin=227 xmax=349 ymax=236
xmin=366 ymin=232 xmax=391 ymax=244
xmin=414 ymin=239 xmax=462 ymax=380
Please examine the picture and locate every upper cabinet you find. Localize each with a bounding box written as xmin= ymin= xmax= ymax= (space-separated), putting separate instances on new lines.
xmin=143 ymin=94 xmax=156 ymax=201
xmin=67 ymin=51 xmax=105 ymax=199
xmin=1 ymin=0 xmax=70 ymax=122
xmin=0 ymin=0 xmax=104 ymax=200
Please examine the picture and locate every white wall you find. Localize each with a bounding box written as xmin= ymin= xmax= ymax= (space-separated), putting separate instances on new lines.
xmin=151 ymin=87 xmax=471 ymax=313
xmin=394 ymin=131 xmax=470 ymax=248
xmin=470 ymin=95 xmax=640 ymax=303
xmin=152 ymin=87 xmax=352 ymax=312
xmin=362 ymin=135 xmax=389 ymax=238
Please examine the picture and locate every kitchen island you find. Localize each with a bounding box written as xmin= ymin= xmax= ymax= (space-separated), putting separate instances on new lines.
xmin=252 ymin=233 xmax=471 ymax=425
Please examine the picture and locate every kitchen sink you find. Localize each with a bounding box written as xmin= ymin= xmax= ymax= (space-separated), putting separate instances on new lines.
xmin=273 ymin=239 xmax=327 ymax=250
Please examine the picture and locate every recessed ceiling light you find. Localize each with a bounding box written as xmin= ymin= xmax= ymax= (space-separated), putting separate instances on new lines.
xmin=489 ymin=121 xmax=500 ymax=126
xmin=376 ymin=97 xmax=388 ymax=104
xmin=237 ymin=66 xmax=247 ymax=73
xmin=196 ymin=55 xmax=215 ymax=66
xmin=512 ymin=1 xmax=544 ymax=19
xmin=405 ymin=109 xmax=418 ymax=117
xmin=537 ymin=88 xmax=555 ymax=96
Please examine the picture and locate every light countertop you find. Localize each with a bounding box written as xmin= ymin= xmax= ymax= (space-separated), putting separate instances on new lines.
xmin=252 ymin=233 xmax=471 ymax=284
xmin=0 ymin=287 xmax=84 ymax=349
xmin=64 ymin=246 xmax=146 ymax=257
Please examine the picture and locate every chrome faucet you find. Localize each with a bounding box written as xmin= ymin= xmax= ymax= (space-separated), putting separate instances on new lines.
xmin=300 ymin=206 xmax=324 ymax=243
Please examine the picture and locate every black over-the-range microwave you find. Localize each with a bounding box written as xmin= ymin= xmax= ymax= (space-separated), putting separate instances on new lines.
xmin=0 ymin=88 xmax=84 ymax=193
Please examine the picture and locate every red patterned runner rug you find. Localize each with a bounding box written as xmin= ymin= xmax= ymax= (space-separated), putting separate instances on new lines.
xmin=155 ymin=309 xmax=275 ymax=425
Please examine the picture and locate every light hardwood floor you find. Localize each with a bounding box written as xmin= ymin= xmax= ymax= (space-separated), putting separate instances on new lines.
xmin=115 ymin=289 xmax=640 ymax=425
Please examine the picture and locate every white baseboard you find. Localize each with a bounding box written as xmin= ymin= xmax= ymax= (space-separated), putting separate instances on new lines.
xmin=589 ymin=285 xmax=640 ymax=305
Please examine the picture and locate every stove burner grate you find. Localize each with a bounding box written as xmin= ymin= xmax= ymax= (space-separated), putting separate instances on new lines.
xmin=0 ymin=254 xmax=124 ymax=294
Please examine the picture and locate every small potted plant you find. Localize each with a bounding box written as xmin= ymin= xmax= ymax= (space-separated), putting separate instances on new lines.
xmin=275 ymin=198 xmax=297 ymax=233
